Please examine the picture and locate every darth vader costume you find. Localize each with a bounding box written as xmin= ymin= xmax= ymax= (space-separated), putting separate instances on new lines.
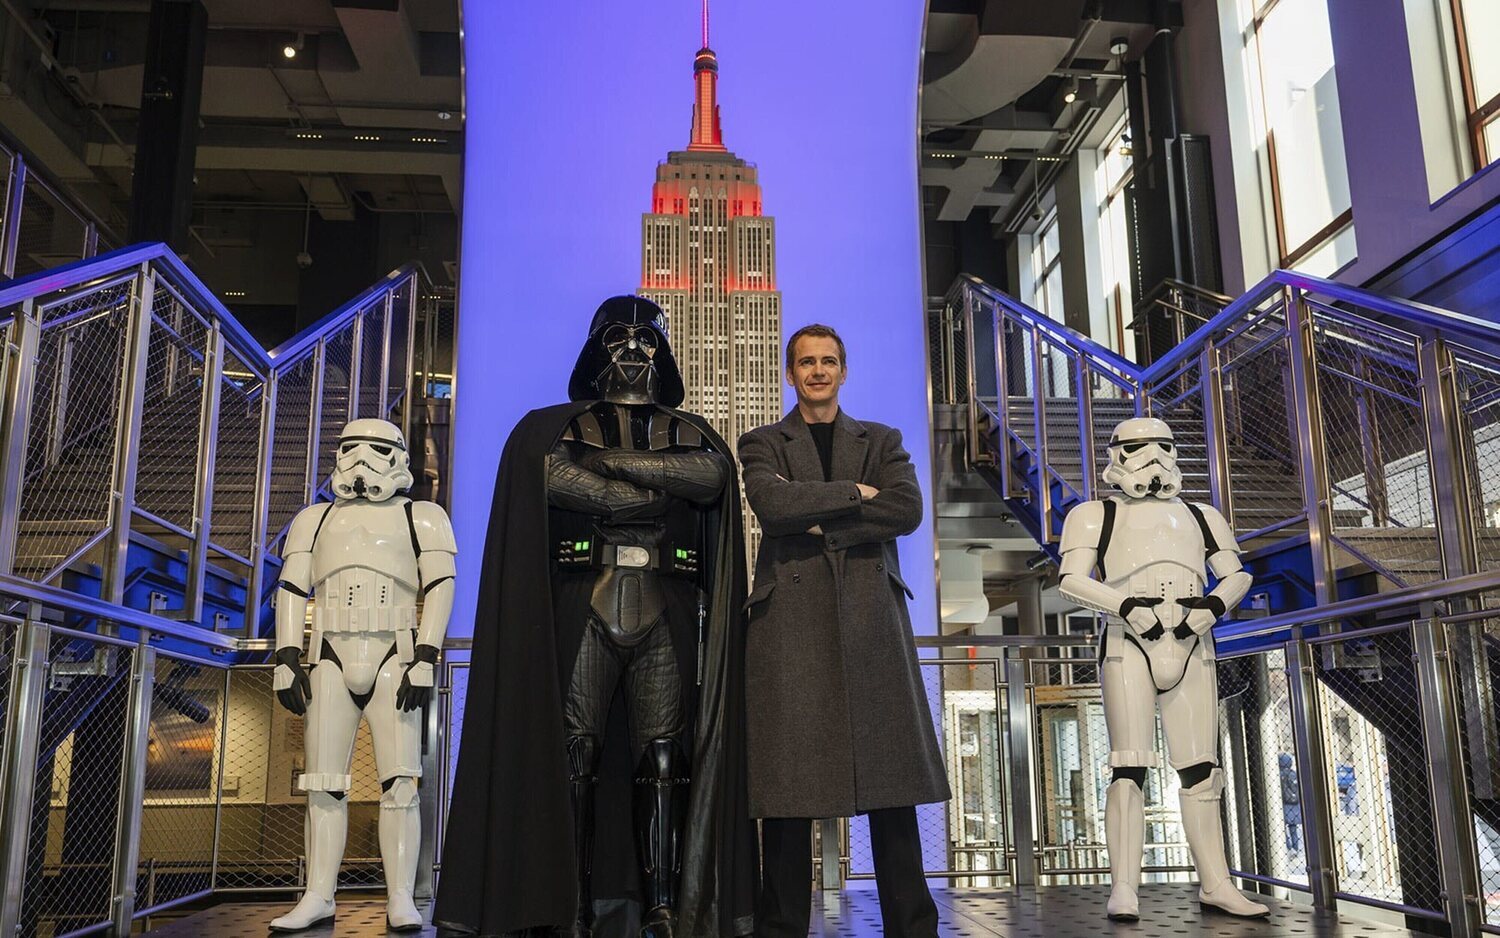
xmin=435 ymin=296 xmax=756 ymax=938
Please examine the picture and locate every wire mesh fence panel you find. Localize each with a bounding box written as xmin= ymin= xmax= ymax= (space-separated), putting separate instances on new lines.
xmin=12 ymin=176 xmax=88 ymax=279
xmin=1145 ymin=359 xmax=1211 ymax=507
xmin=0 ymin=624 xmax=13 ymax=812
xmin=1041 ymin=346 xmax=1087 ymax=503
xmin=1217 ymin=647 xmax=1308 ymax=886
xmin=847 ymin=659 xmax=996 ymax=883
xmin=1214 ymin=297 xmax=1302 ymax=536
xmin=14 ymin=281 xmax=133 ymax=583
xmin=266 ymin=355 xmax=317 ymax=548
xmin=318 ymin=323 xmax=357 ymax=484
xmin=357 ymin=302 xmax=388 ymax=420
xmin=135 ymin=288 xmax=212 ymax=534
xmin=1451 ymin=349 xmax=1500 ymax=574
xmin=19 ymin=636 xmax=134 ymax=938
xmin=214 ymin=667 xmax=388 ymax=893
xmin=1313 ymin=627 xmax=1443 ymax=914
xmin=1089 ymin=373 xmax=1136 ymax=486
xmin=1309 ymin=307 xmax=1437 ymax=587
xmin=1032 ymin=660 xmax=1190 ymax=879
xmin=135 ymin=654 xmax=226 ymax=913
xmin=210 ymin=347 xmax=266 ymax=562
xmin=439 ymin=661 xmax=470 ymax=862
xmin=414 ymin=295 xmax=456 ymax=401
xmin=1444 ymin=616 xmax=1500 ymax=929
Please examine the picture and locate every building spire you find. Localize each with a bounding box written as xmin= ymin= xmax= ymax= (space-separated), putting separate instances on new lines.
xmin=688 ymin=0 xmax=726 ymax=152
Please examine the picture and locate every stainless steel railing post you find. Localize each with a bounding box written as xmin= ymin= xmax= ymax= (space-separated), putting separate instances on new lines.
xmin=305 ymin=339 xmax=328 ymax=505
xmin=1412 ymin=609 xmax=1483 ymax=938
xmin=347 ymin=312 xmax=365 ymax=422
xmin=105 ymin=264 xmax=158 ymax=606
xmin=993 ymin=302 xmax=1014 ymax=497
xmin=110 ymin=639 xmax=156 ymax=933
xmin=1029 ymin=330 xmax=1052 ymax=541
xmin=1 ymin=154 xmax=26 ymax=279
xmin=1283 ymin=287 xmax=1337 ymax=607
xmin=1075 ymin=357 xmax=1095 ymax=504
xmin=1200 ymin=341 xmax=1235 ymax=528
xmin=378 ymin=290 xmax=394 ymax=417
xmin=0 ymin=298 xmax=41 ymax=577
xmin=186 ymin=323 xmax=224 ymax=625
xmin=962 ymin=291 xmax=984 ymax=468
xmin=1285 ymin=638 xmax=1337 ymax=909
xmin=244 ymin=371 xmax=277 ymax=636
xmin=0 ymin=612 xmax=49 ymax=935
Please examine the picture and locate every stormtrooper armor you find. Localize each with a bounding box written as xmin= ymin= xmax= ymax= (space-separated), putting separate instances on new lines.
xmin=1058 ymin=417 xmax=1266 ymax=921
xmin=550 ymin=296 xmax=728 ymax=938
xmin=269 ymin=418 xmax=456 ymax=933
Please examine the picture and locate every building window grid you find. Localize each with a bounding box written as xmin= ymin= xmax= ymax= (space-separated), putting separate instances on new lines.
xmin=1448 ymin=0 xmax=1500 ymax=169
xmin=1240 ymin=0 xmax=1355 ymax=269
xmin=1096 ymin=120 xmax=1136 ymax=358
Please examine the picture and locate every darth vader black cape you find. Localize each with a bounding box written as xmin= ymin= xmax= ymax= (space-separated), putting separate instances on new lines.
xmin=434 ymin=401 xmax=757 ymax=937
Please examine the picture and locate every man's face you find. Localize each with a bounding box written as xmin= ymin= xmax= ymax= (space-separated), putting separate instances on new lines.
xmin=786 ymin=335 xmax=846 ymax=407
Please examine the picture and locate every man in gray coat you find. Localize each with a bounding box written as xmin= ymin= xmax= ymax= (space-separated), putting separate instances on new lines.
xmin=738 ymin=324 xmax=950 ymax=938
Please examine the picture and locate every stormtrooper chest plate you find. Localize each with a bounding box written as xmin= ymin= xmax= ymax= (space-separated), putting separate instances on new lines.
xmin=309 ymin=502 xmax=420 ymax=592
xmin=1101 ymin=500 xmax=1208 ymax=585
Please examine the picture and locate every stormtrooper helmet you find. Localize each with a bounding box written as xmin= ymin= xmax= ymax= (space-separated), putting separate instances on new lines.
xmin=330 ymin=418 xmax=413 ymax=502
xmin=1101 ymin=417 xmax=1182 ymax=499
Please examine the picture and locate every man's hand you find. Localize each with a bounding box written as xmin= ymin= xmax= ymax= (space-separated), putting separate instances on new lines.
xmin=1120 ymin=597 xmax=1165 ymax=641
xmin=856 ymin=483 xmax=880 ymax=501
xmin=396 ymin=644 xmax=440 ymax=712
xmin=272 ymin=646 xmax=311 ymax=716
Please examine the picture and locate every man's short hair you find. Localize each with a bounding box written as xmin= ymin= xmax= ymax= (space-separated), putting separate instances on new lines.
xmin=785 ymin=324 xmax=847 ymax=367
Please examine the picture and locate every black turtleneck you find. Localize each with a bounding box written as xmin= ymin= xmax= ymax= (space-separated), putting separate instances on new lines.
xmin=808 ymin=421 xmax=835 ymax=481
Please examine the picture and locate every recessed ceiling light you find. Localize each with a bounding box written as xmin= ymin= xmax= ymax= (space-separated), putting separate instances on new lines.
xmin=282 ymin=44 xmax=297 ymax=59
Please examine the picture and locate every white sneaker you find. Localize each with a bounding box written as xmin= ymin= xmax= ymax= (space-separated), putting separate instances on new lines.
xmin=268 ymin=893 xmax=335 ymax=932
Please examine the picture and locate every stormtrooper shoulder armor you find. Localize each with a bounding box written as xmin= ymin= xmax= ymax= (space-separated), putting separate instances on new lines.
xmin=408 ymin=500 xmax=457 ymax=555
xmin=1192 ymin=503 xmax=1241 ymax=556
xmin=284 ymin=502 xmax=334 ymax=557
xmin=1059 ymin=499 xmax=1108 ymax=555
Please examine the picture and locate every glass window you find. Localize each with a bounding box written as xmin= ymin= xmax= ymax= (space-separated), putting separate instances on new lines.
xmin=1240 ymin=0 xmax=1355 ymax=267
xmin=1031 ymin=211 xmax=1063 ymax=320
xmin=1096 ymin=121 xmax=1135 ymax=358
xmin=1453 ymin=0 xmax=1500 ymax=168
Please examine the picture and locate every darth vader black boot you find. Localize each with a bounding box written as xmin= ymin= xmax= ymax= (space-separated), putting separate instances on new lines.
xmin=634 ymin=738 xmax=689 ymax=938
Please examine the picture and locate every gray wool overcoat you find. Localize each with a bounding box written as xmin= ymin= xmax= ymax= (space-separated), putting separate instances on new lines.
xmin=737 ymin=408 xmax=950 ymax=819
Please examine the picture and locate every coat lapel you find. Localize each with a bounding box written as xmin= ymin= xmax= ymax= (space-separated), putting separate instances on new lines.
xmin=778 ymin=409 xmax=826 ymax=482
xmin=830 ymin=410 xmax=870 ymax=483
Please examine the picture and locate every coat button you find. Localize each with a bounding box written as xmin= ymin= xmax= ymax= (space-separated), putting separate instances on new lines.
xmin=792 ymin=574 xmax=801 ymax=583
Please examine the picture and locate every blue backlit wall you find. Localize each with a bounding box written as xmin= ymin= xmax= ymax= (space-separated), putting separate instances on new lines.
xmin=450 ymin=1 xmax=932 ymax=638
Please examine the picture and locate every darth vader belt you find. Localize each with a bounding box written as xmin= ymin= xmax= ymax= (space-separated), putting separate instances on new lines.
xmin=556 ymin=538 xmax=698 ymax=576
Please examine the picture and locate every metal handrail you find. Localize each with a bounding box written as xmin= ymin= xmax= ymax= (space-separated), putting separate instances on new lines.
xmin=0 ymin=240 xmax=422 ymax=635
xmin=0 ymin=243 xmax=418 ymax=378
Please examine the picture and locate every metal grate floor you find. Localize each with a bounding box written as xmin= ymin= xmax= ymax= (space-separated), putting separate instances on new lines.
xmin=139 ymin=885 xmax=1420 ymax=937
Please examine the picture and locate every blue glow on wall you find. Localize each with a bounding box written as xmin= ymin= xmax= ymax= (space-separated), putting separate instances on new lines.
xmin=450 ymin=1 xmax=933 ymax=639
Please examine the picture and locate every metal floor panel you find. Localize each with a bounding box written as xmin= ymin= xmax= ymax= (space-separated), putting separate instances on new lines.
xmin=139 ymin=885 xmax=1420 ymax=937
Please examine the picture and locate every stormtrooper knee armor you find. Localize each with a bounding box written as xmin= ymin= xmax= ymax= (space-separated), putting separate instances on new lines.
xmin=1058 ymin=418 xmax=1268 ymax=921
xmin=269 ymin=419 xmax=457 ymax=933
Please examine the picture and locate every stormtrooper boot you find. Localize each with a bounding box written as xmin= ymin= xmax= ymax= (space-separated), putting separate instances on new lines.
xmin=1105 ymin=779 xmax=1145 ymax=921
xmin=380 ymin=777 xmax=425 ymax=932
xmin=270 ymin=790 xmax=345 ymax=932
xmin=1180 ymin=769 xmax=1270 ymax=917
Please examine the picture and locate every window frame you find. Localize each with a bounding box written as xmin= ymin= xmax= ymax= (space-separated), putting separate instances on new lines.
xmin=1449 ymin=0 xmax=1500 ymax=170
xmin=1246 ymin=0 xmax=1354 ymax=267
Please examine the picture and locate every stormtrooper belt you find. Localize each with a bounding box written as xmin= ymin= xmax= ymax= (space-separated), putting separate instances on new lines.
xmin=556 ymin=539 xmax=699 ymax=577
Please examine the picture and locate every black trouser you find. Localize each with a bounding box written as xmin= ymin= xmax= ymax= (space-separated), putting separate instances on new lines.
xmin=756 ymin=807 xmax=938 ymax=938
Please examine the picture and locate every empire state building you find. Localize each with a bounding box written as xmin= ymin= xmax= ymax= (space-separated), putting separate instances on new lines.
xmin=641 ymin=5 xmax=782 ymax=537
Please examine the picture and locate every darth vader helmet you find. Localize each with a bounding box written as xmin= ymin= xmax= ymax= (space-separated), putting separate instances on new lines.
xmin=567 ymin=295 xmax=685 ymax=407
xmin=1101 ymin=417 xmax=1183 ymax=499
xmin=330 ymin=418 xmax=414 ymax=502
